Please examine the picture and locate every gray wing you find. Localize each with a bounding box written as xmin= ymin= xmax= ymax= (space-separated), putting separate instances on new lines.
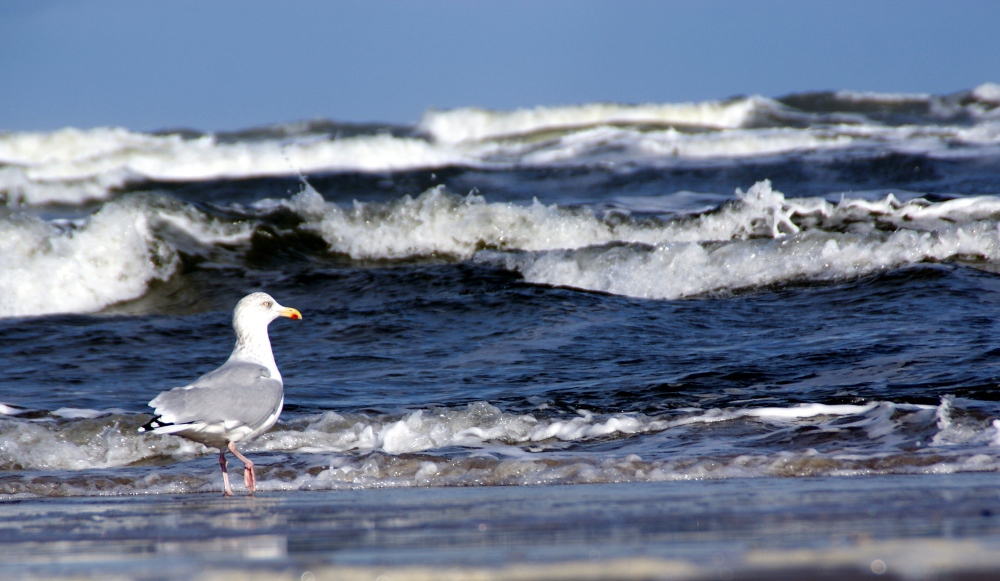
xmin=149 ymin=361 xmax=283 ymax=430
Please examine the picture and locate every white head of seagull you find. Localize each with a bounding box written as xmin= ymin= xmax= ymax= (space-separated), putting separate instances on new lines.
xmin=228 ymin=292 xmax=302 ymax=380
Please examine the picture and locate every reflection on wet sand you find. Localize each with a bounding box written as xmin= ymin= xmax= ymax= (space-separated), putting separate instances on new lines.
xmin=3 ymin=476 xmax=1000 ymax=579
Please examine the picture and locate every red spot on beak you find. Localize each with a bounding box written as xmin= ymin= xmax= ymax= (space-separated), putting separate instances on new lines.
xmin=280 ymin=307 xmax=303 ymax=320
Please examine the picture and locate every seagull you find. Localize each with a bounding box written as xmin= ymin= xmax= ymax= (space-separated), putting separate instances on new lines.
xmin=140 ymin=292 xmax=302 ymax=496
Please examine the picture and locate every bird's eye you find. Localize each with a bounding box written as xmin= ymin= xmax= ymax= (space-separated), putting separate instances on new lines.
xmin=262 ymin=301 xmax=272 ymax=308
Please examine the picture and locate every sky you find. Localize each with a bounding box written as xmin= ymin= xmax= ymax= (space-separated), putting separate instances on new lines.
xmin=2 ymin=0 xmax=999 ymax=133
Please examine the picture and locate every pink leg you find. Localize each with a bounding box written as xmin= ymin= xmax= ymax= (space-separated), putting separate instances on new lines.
xmin=227 ymin=441 xmax=256 ymax=494
xmin=219 ymin=448 xmax=233 ymax=496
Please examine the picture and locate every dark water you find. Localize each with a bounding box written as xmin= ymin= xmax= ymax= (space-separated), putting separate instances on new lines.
xmin=2 ymin=86 xmax=1000 ymax=577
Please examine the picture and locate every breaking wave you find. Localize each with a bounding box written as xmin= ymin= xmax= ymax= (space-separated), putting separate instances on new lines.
xmin=292 ymin=179 xmax=1000 ymax=299
xmin=2 ymin=397 xmax=998 ymax=497
xmin=6 ymin=178 xmax=1000 ymax=316
xmin=3 ymin=85 xmax=999 ymax=206
xmin=0 ymin=195 xmax=252 ymax=317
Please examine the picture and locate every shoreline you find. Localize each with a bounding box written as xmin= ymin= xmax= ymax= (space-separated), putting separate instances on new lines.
xmin=3 ymin=473 xmax=1000 ymax=580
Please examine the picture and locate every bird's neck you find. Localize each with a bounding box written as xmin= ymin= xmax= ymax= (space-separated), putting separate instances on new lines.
xmin=228 ymin=325 xmax=282 ymax=380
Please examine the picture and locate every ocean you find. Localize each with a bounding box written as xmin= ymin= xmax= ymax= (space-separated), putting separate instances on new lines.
xmin=3 ymin=84 xmax=1000 ymax=579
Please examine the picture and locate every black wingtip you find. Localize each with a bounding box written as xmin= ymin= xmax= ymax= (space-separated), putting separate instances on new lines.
xmin=139 ymin=416 xmax=170 ymax=433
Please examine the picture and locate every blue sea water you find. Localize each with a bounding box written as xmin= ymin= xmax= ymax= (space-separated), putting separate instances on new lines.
xmin=3 ymin=85 xmax=1000 ymax=578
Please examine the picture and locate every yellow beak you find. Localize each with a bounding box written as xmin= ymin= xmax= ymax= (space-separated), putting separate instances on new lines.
xmin=279 ymin=307 xmax=302 ymax=320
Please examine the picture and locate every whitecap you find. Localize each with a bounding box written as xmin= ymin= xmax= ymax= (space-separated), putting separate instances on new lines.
xmin=0 ymin=196 xmax=253 ymax=318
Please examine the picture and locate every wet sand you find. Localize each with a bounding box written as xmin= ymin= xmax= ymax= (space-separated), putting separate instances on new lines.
xmin=3 ymin=473 xmax=1000 ymax=580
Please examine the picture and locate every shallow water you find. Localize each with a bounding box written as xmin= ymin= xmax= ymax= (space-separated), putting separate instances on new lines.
xmin=2 ymin=86 xmax=1000 ymax=577
xmin=3 ymin=475 xmax=1000 ymax=580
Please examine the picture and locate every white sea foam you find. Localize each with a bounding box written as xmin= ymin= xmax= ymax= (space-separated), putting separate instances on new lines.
xmin=1 ymin=398 xmax=996 ymax=497
xmin=289 ymin=184 xmax=653 ymax=260
xmin=0 ymin=127 xmax=186 ymax=205
xmin=820 ymin=85 xmax=1000 ymax=120
xmin=833 ymin=89 xmax=936 ymax=103
xmin=4 ymin=91 xmax=1000 ymax=206
xmin=241 ymin=400 xmax=952 ymax=458
xmin=501 ymin=221 xmax=1000 ymax=300
xmin=288 ymin=180 xmax=814 ymax=260
xmin=0 ymin=414 xmax=204 ymax=471
xmin=0 ymin=128 xmax=475 ymax=205
xmin=0 ymin=196 xmax=253 ymax=318
xmin=512 ymin=121 xmax=1000 ymax=168
xmin=493 ymin=181 xmax=1000 ymax=299
xmin=416 ymin=97 xmax=771 ymax=144
xmin=506 ymin=125 xmax=849 ymax=167
xmin=973 ymin=82 xmax=1000 ymax=104
xmin=0 ymin=403 xmax=31 ymax=416
xmin=290 ymin=179 xmax=1000 ymax=299
xmin=0 ymin=127 xmax=183 ymax=166
xmin=7 ymin=177 xmax=998 ymax=317
xmin=0 ymin=204 xmax=177 ymax=317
